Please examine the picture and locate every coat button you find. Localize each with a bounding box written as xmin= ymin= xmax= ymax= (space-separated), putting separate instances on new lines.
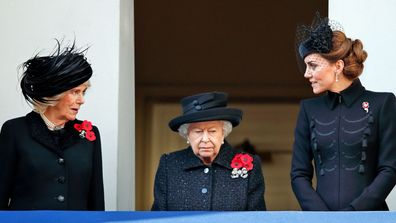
xmin=57 ymin=176 xmax=66 ymax=184
xmin=201 ymin=188 xmax=208 ymax=194
xmin=58 ymin=158 xmax=65 ymax=165
xmin=56 ymin=195 xmax=65 ymax=202
xmin=204 ymin=168 xmax=209 ymax=173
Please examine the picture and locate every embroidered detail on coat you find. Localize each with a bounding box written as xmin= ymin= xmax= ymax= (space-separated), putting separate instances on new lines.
xmin=315 ymin=117 xmax=338 ymax=126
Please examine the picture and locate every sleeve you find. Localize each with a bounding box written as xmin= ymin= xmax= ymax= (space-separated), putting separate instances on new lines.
xmin=246 ymin=155 xmax=266 ymax=210
xmin=290 ymin=101 xmax=330 ymax=211
xmin=350 ymin=93 xmax=396 ymax=210
xmin=87 ymin=126 xmax=105 ymax=210
xmin=0 ymin=121 xmax=17 ymax=209
xmin=151 ymin=154 xmax=168 ymax=211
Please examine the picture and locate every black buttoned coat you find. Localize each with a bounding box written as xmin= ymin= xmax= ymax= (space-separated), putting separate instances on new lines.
xmin=0 ymin=111 xmax=104 ymax=210
xmin=291 ymin=79 xmax=396 ymax=211
xmin=151 ymin=142 xmax=266 ymax=211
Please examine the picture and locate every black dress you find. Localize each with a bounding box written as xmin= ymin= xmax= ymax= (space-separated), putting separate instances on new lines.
xmin=291 ymin=79 xmax=396 ymax=211
xmin=0 ymin=111 xmax=104 ymax=210
xmin=151 ymin=141 xmax=266 ymax=211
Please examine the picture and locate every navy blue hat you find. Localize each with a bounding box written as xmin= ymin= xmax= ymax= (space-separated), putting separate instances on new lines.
xmin=296 ymin=12 xmax=333 ymax=59
xmin=168 ymin=92 xmax=243 ymax=132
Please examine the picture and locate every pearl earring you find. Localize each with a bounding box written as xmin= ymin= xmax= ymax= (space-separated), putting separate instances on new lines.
xmin=335 ymin=72 xmax=339 ymax=82
xmin=187 ymin=140 xmax=190 ymax=144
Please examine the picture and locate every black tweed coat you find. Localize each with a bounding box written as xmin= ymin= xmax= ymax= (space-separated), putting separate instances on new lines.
xmin=0 ymin=111 xmax=104 ymax=210
xmin=151 ymin=142 xmax=266 ymax=211
xmin=291 ymin=79 xmax=396 ymax=211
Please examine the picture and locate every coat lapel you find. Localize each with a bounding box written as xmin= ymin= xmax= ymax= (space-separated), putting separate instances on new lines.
xmin=26 ymin=111 xmax=83 ymax=155
xmin=213 ymin=141 xmax=236 ymax=170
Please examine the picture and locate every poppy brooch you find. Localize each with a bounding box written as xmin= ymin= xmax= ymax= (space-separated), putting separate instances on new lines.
xmin=74 ymin=120 xmax=96 ymax=141
xmin=231 ymin=153 xmax=254 ymax=178
xmin=362 ymin=101 xmax=369 ymax=113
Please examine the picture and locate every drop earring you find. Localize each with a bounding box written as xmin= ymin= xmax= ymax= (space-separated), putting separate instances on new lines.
xmin=187 ymin=140 xmax=190 ymax=144
xmin=335 ymin=72 xmax=339 ymax=82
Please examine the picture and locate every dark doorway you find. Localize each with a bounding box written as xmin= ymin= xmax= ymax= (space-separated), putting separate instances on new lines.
xmin=135 ymin=0 xmax=327 ymax=210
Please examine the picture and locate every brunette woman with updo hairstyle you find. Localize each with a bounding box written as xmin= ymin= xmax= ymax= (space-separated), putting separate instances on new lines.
xmin=291 ymin=13 xmax=396 ymax=211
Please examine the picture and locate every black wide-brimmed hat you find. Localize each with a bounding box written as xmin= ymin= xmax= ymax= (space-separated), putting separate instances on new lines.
xmin=20 ymin=40 xmax=92 ymax=104
xmin=168 ymin=92 xmax=243 ymax=132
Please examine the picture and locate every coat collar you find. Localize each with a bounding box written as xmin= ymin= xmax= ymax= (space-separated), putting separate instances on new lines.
xmin=182 ymin=141 xmax=237 ymax=170
xmin=325 ymin=79 xmax=366 ymax=110
xmin=26 ymin=111 xmax=82 ymax=156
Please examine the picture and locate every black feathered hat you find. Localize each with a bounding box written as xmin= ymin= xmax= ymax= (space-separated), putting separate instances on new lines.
xmin=20 ymin=40 xmax=92 ymax=104
xmin=168 ymin=92 xmax=243 ymax=132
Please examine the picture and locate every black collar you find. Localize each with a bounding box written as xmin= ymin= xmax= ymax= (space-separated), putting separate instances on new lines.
xmin=325 ymin=79 xmax=366 ymax=110
xmin=26 ymin=111 xmax=82 ymax=156
xmin=182 ymin=141 xmax=237 ymax=170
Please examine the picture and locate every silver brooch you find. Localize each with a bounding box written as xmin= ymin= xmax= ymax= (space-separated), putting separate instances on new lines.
xmin=231 ymin=167 xmax=248 ymax=178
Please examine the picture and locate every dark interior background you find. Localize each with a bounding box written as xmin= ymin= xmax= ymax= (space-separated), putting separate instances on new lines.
xmin=135 ymin=0 xmax=327 ymax=210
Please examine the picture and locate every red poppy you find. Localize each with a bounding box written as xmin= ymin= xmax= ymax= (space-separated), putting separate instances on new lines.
xmin=230 ymin=153 xmax=254 ymax=171
xmin=231 ymin=160 xmax=243 ymax=169
xmin=244 ymin=162 xmax=254 ymax=171
xmin=240 ymin=154 xmax=253 ymax=165
xmin=85 ymin=130 xmax=96 ymax=141
xmin=81 ymin=120 xmax=93 ymax=131
xmin=74 ymin=123 xmax=82 ymax=131
xmin=74 ymin=120 xmax=96 ymax=142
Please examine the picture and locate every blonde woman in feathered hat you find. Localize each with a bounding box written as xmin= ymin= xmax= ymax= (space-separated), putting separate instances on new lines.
xmin=151 ymin=91 xmax=266 ymax=211
xmin=0 ymin=40 xmax=104 ymax=210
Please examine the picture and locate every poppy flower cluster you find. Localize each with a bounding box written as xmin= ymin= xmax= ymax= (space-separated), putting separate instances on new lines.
xmin=74 ymin=120 xmax=96 ymax=141
xmin=230 ymin=153 xmax=254 ymax=178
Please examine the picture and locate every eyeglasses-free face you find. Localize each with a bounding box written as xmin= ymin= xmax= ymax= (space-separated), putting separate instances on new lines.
xmin=188 ymin=120 xmax=225 ymax=165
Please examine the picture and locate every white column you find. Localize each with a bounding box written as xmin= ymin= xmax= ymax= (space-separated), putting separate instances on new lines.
xmin=0 ymin=0 xmax=135 ymax=210
xmin=118 ymin=0 xmax=135 ymax=210
xmin=329 ymin=0 xmax=396 ymax=210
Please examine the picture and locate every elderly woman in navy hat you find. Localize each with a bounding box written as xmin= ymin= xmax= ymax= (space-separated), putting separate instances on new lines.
xmin=0 ymin=41 xmax=104 ymax=210
xmin=151 ymin=92 xmax=266 ymax=211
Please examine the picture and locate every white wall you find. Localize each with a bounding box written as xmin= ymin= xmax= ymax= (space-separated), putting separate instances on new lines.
xmin=330 ymin=0 xmax=396 ymax=210
xmin=0 ymin=0 xmax=135 ymax=210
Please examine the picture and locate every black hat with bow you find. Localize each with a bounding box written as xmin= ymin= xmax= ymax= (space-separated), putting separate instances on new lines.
xmin=168 ymin=92 xmax=243 ymax=132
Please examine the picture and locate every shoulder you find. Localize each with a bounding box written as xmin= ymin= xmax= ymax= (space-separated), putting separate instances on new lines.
xmin=161 ymin=147 xmax=191 ymax=161
xmin=362 ymin=91 xmax=396 ymax=109
xmin=364 ymin=90 xmax=395 ymax=100
xmin=1 ymin=115 xmax=28 ymax=131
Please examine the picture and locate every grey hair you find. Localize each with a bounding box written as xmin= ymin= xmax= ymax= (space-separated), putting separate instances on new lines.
xmin=178 ymin=120 xmax=233 ymax=139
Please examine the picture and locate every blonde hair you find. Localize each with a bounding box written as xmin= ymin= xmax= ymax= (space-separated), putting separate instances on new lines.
xmin=32 ymin=81 xmax=91 ymax=113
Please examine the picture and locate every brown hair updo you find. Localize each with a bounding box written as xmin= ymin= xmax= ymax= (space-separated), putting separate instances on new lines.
xmin=321 ymin=31 xmax=368 ymax=80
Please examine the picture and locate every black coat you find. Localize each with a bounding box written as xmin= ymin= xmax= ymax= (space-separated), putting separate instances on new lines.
xmin=0 ymin=111 xmax=104 ymax=210
xmin=291 ymin=79 xmax=396 ymax=211
xmin=151 ymin=142 xmax=266 ymax=211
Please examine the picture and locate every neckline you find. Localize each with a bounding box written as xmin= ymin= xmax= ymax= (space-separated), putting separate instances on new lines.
xmin=39 ymin=112 xmax=65 ymax=131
